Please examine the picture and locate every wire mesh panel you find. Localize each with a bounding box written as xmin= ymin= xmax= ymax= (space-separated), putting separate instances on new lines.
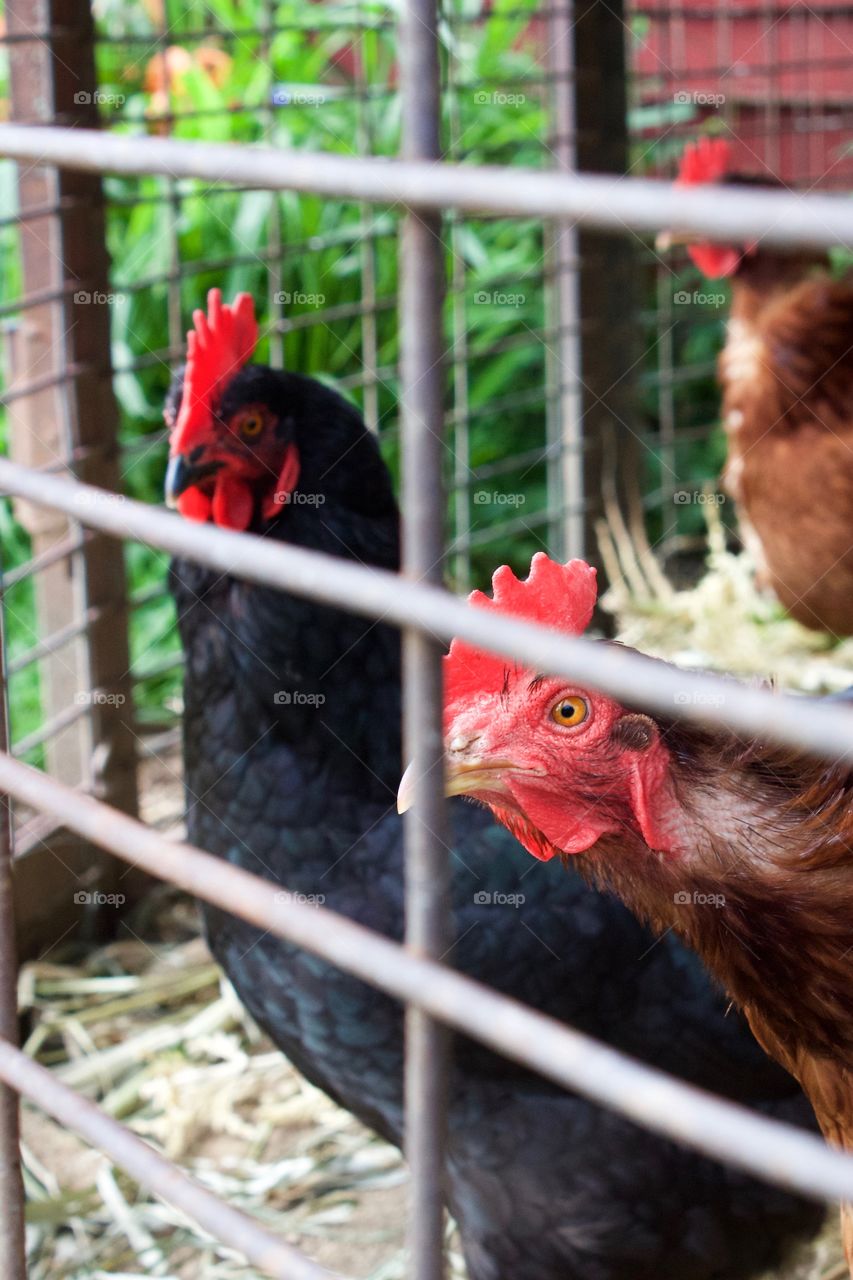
xmin=628 ymin=0 xmax=853 ymax=569
xmin=1 ymin=1 xmax=853 ymax=1279
xmin=0 ymin=0 xmax=595 ymax=943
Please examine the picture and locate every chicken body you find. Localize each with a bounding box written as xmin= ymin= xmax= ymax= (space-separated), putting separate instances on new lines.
xmin=719 ymin=254 xmax=853 ymax=634
xmin=576 ymin=725 xmax=853 ymax=1269
xmin=436 ymin=554 xmax=853 ymax=1271
xmin=666 ymin=139 xmax=853 ymax=634
xmin=166 ymin=375 xmax=824 ymax=1278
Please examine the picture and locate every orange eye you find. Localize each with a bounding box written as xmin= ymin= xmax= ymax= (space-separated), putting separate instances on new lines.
xmin=239 ymin=410 xmax=264 ymax=439
xmin=550 ymin=696 xmax=589 ymax=727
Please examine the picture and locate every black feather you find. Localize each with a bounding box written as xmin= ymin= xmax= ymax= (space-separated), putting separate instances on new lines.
xmin=169 ymin=366 xmax=822 ymax=1280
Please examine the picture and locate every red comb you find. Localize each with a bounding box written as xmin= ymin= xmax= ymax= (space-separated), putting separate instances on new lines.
xmin=444 ymin=555 xmax=598 ymax=712
xmin=675 ymin=137 xmax=732 ymax=187
xmin=170 ymin=288 xmax=259 ymax=455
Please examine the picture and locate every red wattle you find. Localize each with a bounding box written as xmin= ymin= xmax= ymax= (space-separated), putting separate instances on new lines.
xmin=262 ymin=443 xmax=302 ymax=520
xmin=212 ymin=474 xmax=254 ymax=531
xmin=687 ymin=243 xmax=742 ymax=279
xmin=177 ymin=487 xmax=213 ymax=523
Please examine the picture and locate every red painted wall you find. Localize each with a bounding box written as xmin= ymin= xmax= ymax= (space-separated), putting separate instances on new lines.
xmin=629 ymin=1 xmax=853 ymax=185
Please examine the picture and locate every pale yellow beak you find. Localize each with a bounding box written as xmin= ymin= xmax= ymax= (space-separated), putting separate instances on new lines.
xmin=655 ymin=229 xmax=697 ymax=252
xmin=396 ymin=758 xmax=517 ymax=815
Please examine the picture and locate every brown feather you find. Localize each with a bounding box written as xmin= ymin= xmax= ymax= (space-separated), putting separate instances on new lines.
xmin=570 ymin=719 xmax=853 ymax=1260
xmin=721 ymin=260 xmax=853 ymax=634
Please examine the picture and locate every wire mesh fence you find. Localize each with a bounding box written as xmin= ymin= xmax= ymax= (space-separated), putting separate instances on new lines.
xmin=630 ymin=0 xmax=853 ymax=562
xmin=0 ymin=0 xmax=852 ymax=1278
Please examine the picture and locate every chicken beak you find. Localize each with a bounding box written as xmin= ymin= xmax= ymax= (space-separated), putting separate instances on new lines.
xmin=655 ymin=229 xmax=695 ymax=252
xmin=396 ymin=757 xmax=514 ymax=814
xmin=165 ymin=453 xmax=223 ymax=508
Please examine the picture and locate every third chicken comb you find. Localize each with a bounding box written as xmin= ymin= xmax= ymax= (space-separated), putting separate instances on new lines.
xmin=444 ymin=554 xmax=598 ymax=710
xmin=675 ymin=136 xmax=732 ymax=186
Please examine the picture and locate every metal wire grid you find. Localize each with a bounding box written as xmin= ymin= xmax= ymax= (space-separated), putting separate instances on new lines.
xmin=629 ymin=0 xmax=853 ymax=562
xmin=0 ymin=1 xmax=572 ymax=858
xmin=5 ymin=443 xmax=853 ymax=1275
xmin=0 ymin=4 xmax=852 ymax=1279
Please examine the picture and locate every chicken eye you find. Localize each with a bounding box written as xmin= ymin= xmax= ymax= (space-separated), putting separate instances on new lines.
xmin=550 ymin=696 xmax=589 ymax=727
xmin=239 ymin=410 xmax=264 ymax=439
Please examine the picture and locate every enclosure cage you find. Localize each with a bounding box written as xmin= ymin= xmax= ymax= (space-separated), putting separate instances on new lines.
xmin=0 ymin=0 xmax=852 ymax=1276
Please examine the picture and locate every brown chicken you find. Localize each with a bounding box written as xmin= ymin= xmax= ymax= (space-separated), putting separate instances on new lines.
xmin=664 ymin=138 xmax=853 ymax=636
xmin=409 ymin=553 xmax=853 ymax=1269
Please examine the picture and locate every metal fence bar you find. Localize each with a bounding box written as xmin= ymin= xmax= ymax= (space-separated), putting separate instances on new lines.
xmin=2 ymin=748 xmax=853 ymax=1205
xmin=0 ymin=1039 xmax=343 ymax=1280
xmin=399 ymin=0 xmax=450 ymax=1275
xmin=0 ymin=597 xmax=26 ymax=1279
xmin=545 ymin=0 xmax=582 ymax=559
xmin=5 ymin=460 xmax=853 ymax=761
xmin=0 ymin=125 xmax=852 ymax=247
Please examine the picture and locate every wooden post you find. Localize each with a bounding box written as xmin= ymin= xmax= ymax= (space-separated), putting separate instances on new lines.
xmin=547 ymin=0 xmax=638 ymax=606
xmin=5 ymin=0 xmax=139 ymax=951
xmin=6 ymin=0 xmax=90 ymax=790
xmin=52 ymin=0 xmax=139 ymax=823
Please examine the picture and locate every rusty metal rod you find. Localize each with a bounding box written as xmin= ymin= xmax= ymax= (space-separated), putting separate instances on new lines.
xmin=10 ymin=698 xmax=90 ymax=760
xmin=1 ymin=530 xmax=89 ymax=590
xmin=2 ymin=751 xmax=853 ymax=1204
xmin=7 ymin=604 xmax=105 ymax=675
xmin=4 ymin=460 xmax=853 ymax=762
xmin=399 ymin=0 xmax=450 ymax=1273
xmin=0 ymin=1039 xmax=342 ymax=1280
xmin=0 ymin=594 xmax=26 ymax=1278
xmin=0 ymin=125 xmax=851 ymax=248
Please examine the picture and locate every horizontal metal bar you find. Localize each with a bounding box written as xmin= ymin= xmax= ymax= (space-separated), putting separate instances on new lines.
xmin=1 ymin=749 xmax=853 ymax=1205
xmin=1 ymin=532 xmax=89 ymax=590
xmin=0 ymin=362 xmax=98 ymax=407
xmin=0 ymin=126 xmax=851 ymax=247
xmin=10 ymin=699 xmax=88 ymax=760
xmin=131 ymin=652 xmax=183 ymax=682
xmin=0 ymin=1040 xmax=343 ymax=1280
xmin=469 ymin=443 xmax=553 ymax=482
xmin=275 ymin=295 xmax=397 ymax=333
xmin=87 ymin=9 xmax=582 ymax=43
xmin=7 ymin=605 xmax=103 ymax=676
xmin=2 ymin=459 xmax=853 ymax=762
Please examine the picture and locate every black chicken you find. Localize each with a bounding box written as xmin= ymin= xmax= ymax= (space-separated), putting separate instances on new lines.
xmin=164 ymin=290 xmax=822 ymax=1280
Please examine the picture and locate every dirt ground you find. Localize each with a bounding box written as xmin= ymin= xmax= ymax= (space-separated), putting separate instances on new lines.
xmin=19 ymin=703 xmax=848 ymax=1279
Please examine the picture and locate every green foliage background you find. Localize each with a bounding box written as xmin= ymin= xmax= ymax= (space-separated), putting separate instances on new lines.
xmin=0 ymin=0 xmax=725 ymax=754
